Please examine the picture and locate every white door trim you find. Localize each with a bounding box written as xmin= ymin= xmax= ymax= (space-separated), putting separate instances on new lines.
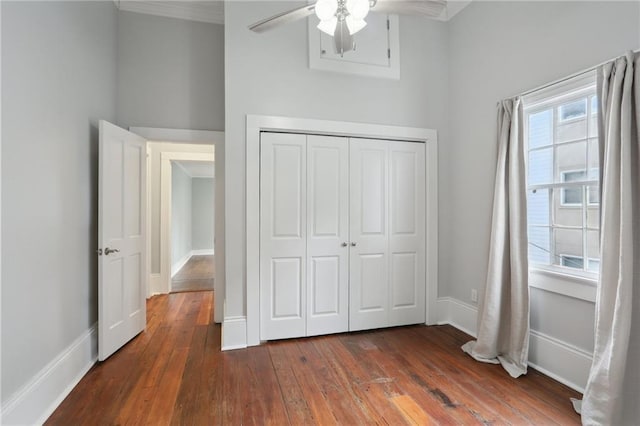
xmin=243 ymin=115 xmax=438 ymax=349
xmin=160 ymin=151 xmax=215 ymax=294
xmin=131 ymin=127 xmax=224 ymax=145
xmin=132 ymin=127 xmax=223 ymax=323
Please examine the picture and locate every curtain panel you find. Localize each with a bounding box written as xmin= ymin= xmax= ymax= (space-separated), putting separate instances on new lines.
xmin=576 ymin=51 xmax=640 ymax=426
xmin=462 ymin=97 xmax=530 ymax=378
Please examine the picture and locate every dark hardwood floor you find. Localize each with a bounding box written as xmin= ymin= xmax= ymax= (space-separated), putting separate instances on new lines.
xmin=46 ymin=291 xmax=582 ymax=425
xmin=171 ymin=255 xmax=214 ymax=293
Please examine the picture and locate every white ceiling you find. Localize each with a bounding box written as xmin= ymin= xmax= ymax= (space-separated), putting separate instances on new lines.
xmin=174 ymin=160 xmax=215 ymax=178
xmin=115 ymin=1 xmax=471 ymax=25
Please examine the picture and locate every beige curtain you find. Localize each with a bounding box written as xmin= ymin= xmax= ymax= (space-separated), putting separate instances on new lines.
xmin=574 ymin=51 xmax=640 ymax=425
xmin=462 ymin=97 xmax=530 ymax=378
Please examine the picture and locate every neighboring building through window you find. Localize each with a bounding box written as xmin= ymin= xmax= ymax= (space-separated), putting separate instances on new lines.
xmin=525 ymin=76 xmax=600 ymax=279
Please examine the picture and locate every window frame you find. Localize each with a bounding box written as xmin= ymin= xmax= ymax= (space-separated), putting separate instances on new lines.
xmin=523 ymin=72 xmax=599 ymax=302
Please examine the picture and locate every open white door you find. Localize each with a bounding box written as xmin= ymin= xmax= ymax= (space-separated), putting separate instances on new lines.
xmin=98 ymin=120 xmax=147 ymax=361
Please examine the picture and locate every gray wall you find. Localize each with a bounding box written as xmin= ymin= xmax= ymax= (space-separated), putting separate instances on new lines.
xmin=192 ymin=177 xmax=215 ymax=251
xmin=224 ymin=1 xmax=450 ymax=319
xmin=116 ymin=10 xmax=225 ymax=131
xmin=1 ymin=0 xmax=117 ymax=401
xmin=171 ymin=163 xmax=193 ymax=269
xmin=445 ymin=0 xmax=640 ymax=352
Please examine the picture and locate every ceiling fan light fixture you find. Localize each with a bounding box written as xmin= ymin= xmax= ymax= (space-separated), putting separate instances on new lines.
xmin=317 ymin=17 xmax=338 ymax=35
xmin=315 ymin=0 xmax=338 ymax=21
xmin=345 ymin=15 xmax=367 ymax=35
xmin=346 ymin=0 xmax=370 ymax=20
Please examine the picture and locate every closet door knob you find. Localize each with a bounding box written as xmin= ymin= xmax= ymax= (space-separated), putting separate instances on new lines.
xmin=341 ymin=242 xmax=348 ymax=247
xmin=351 ymin=242 xmax=357 ymax=247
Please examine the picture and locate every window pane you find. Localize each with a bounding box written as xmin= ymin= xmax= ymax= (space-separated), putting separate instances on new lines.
xmin=559 ymin=99 xmax=587 ymax=121
xmin=588 ymin=185 xmax=599 ymax=205
xmin=554 ymin=187 xmax=584 ymax=225
xmin=562 ymin=170 xmax=586 ymax=182
xmin=553 ymin=228 xmax=583 ymax=269
xmin=590 ymin=96 xmax=598 ymax=114
xmin=528 ymin=109 xmax=553 ymax=149
xmin=561 ymin=255 xmax=584 ymax=269
xmin=587 ymin=198 xmax=600 ymax=228
xmin=556 ymin=141 xmax=587 ymax=182
xmin=588 ymin=259 xmax=600 ymax=273
xmin=588 ymin=115 xmax=598 ymax=138
xmin=587 ymin=229 xmax=600 ymax=269
xmin=529 ymin=226 xmax=551 ymax=265
xmin=563 ymin=188 xmax=582 ymax=205
xmin=588 ymin=138 xmax=599 ymax=177
xmin=529 ymin=148 xmax=553 ymax=185
xmin=528 ymin=188 xmax=549 ymax=226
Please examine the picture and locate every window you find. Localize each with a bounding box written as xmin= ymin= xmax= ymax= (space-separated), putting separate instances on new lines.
xmin=525 ymin=79 xmax=600 ymax=279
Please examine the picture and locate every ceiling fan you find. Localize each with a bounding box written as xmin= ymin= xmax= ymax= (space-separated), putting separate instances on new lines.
xmin=248 ymin=0 xmax=447 ymax=56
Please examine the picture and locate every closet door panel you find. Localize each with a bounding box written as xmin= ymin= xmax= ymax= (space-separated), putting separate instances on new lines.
xmin=389 ymin=142 xmax=426 ymax=326
xmin=306 ymin=135 xmax=349 ymax=336
xmin=260 ymin=132 xmax=307 ymax=340
xmin=349 ymin=139 xmax=389 ymax=331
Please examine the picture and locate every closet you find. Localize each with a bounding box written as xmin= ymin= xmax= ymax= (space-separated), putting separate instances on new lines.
xmin=260 ymin=132 xmax=426 ymax=340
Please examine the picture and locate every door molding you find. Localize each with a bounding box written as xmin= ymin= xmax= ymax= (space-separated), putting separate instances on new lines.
xmin=242 ymin=115 xmax=438 ymax=349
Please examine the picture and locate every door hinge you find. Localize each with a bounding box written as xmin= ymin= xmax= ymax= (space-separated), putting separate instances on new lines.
xmin=387 ymin=19 xmax=390 ymax=30
xmin=387 ymin=49 xmax=391 ymax=59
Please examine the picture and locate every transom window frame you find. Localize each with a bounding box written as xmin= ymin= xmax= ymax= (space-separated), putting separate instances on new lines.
xmin=523 ymin=71 xmax=599 ymax=303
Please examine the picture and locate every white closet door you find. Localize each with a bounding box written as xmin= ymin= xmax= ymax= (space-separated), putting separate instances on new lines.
xmin=388 ymin=141 xmax=426 ymax=326
xmin=349 ymin=138 xmax=390 ymax=331
xmin=306 ymin=135 xmax=349 ymax=336
xmin=260 ymin=133 xmax=307 ymax=340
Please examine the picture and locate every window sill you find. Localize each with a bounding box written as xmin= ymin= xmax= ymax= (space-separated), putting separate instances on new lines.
xmin=529 ymin=268 xmax=597 ymax=303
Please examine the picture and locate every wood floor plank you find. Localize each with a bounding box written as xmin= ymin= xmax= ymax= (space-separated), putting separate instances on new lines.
xmin=46 ymin=292 xmax=583 ymax=426
xmin=146 ymin=347 xmax=189 ymax=425
xmin=391 ymin=395 xmax=436 ymax=425
xmin=170 ymin=325 xmax=209 ymax=424
xmin=268 ymin=341 xmax=315 ymax=425
xmin=318 ymin=334 xmax=411 ymax=425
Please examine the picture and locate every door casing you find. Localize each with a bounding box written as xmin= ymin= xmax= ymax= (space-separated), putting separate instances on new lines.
xmin=234 ymin=115 xmax=438 ymax=350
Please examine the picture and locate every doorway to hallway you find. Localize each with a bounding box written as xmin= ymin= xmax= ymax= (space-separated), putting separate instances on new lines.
xmin=171 ymin=255 xmax=215 ymax=293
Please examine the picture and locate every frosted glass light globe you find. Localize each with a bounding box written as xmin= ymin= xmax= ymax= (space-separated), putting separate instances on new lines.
xmin=317 ymin=17 xmax=338 ymax=35
xmin=345 ymin=15 xmax=366 ymax=35
xmin=346 ymin=0 xmax=369 ymax=20
xmin=315 ymin=0 xmax=338 ymax=21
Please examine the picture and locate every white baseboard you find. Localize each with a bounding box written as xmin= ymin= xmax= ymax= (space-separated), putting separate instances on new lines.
xmin=171 ymin=252 xmax=192 ymax=277
xmin=191 ymin=249 xmax=214 ymax=256
xmin=436 ymin=297 xmax=478 ymax=337
xmin=436 ymin=296 xmax=591 ymax=393
xmin=1 ymin=324 xmax=98 ymax=425
xmin=148 ymin=273 xmax=161 ymax=297
xmin=221 ymin=316 xmax=247 ymax=351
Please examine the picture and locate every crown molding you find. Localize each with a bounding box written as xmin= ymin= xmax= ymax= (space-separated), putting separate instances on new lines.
xmin=115 ymin=1 xmax=224 ymax=25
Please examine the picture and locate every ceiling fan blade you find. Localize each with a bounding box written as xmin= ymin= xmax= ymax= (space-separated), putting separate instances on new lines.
xmin=334 ymin=21 xmax=355 ymax=56
xmin=372 ymin=0 xmax=447 ymax=17
xmin=248 ymin=4 xmax=316 ymax=33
